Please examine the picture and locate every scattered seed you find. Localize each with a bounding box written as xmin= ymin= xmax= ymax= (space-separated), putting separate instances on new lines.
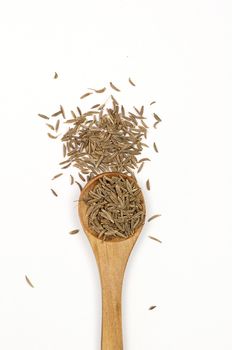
xmin=46 ymin=123 xmax=55 ymax=130
xmin=138 ymin=158 xmax=151 ymax=163
xmin=63 ymin=144 xmax=66 ymax=157
xmin=153 ymin=142 xmax=158 ymax=153
xmin=60 ymin=105 xmax=66 ymax=119
xmin=52 ymin=173 xmax=63 ymax=180
xmin=48 ymin=133 xmax=58 ymax=139
xmin=75 ymin=181 xmax=83 ymax=191
xmin=91 ymin=104 xmax=101 ymax=109
xmin=70 ymin=175 xmax=74 ymax=185
xmin=69 ymin=229 xmax=79 ymax=235
xmin=153 ymin=113 xmax=161 ymax=122
xmin=129 ymin=77 xmax=136 ymax=86
xmin=110 ymin=82 xmax=120 ymax=92
xmin=89 ymin=87 xmax=106 ymax=93
xmin=148 ymin=214 xmax=161 ymax=222
xmin=25 ymin=275 xmax=34 ymax=288
xmin=54 ymin=72 xmax=58 ymax=79
xmin=150 ymin=101 xmax=156 ymax=105
xmin=148 ymin=236 xmax=162 ymax=243
xmin=55 ymin=119 xmax=60 ymax=132
xmin=51 ymin=110 xmax=62 ymax=117
xmin=149 ymin=306 xmax=156 ymax=310
xmin=146 ymin=179 xmax=150 ymax=191
xmin=78 ymin=173 xmax=86 ymax=182
xmin=80 ymin=92 xmax=93 ymax=99
xmin=77 ymin=106 xmax=82 ymax=116
xmin=51 ymin=188 xmax=58 ymax=197
xmin=137 ymin=162 xmax=144 ymax=173
xmin=38 ymin=114 xmax=49 ymax=120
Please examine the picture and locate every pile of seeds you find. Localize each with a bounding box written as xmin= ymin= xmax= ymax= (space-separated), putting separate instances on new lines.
xmin=86 ymin=175 xmax=145 ymax=240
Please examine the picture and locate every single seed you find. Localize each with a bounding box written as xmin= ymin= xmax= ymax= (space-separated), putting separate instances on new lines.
xmin=146 ymin=179 xmax=150 ymax=191
xmin=148 ymin=214 xmax=161 ymax=222
xmin=52 ymin=173 xmax=63 ymax=180
xmin=55 ymin=119 xmax=60 ymax=132
xmin=138 ymin=158 xmax=151 ymax=163
xmin=150 ymin=101 xmax=156 ymax=105
xmin=80 ymin=92 xmax=93 ymax=99
xmin=148 ymin=236 xmax=162 ymax=243
xmin=75 ymin=181 xmax=83 ymax=191
xmin=91 ymin=104 xmax=101 ymax=109
xmin=137 ymin=162 xmax=144 ymax=173
xmin=78 ymin=173 xmax=86 ymax=182
xmin=60 ymin=105 xmax=66 ymax=119
xmin=153 ymin=113 xmax=161 ymax=122
xmin=149 ymin=306 xmax=156 ymax=310
xmin=25 ymin=275 xmax=34 ymax=288
xmin=63 ymin=144 xmax=66 ymax=157
xmin=89 ymin=87 xmax=106 ymax=93
xmin=38 ymin=114 xmax=49 ymax=120
xmin=69 ymin=229 xmax=79 ymax=235
xmin=153 ymin=142 xmax=158 ymax=153
xmin=129 ymin=77 xmax=136 ymax=86
xmin=54 ymin=72 xmax=58 ymax=79
xmin=110 ymin=82 xmax=120 ymax=92
xmin=46 ymin=123 xmax=55 ymax=130
xmin=51 ymin=188 xmax=58 ymax=197
xmin=70 ymin=175 xmax=74 ymax=185
xmin=51 ymin=110 xmax=62 ymax=117
xmin=48 ymin=133 xmax=58 ymax=139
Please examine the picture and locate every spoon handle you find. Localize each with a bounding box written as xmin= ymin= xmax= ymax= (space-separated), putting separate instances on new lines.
xmin=101 ymin=263 xmax=123 ymax=350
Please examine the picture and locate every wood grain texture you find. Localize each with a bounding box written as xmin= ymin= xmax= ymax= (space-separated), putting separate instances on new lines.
xmin=78 ymin=172 xmax=145 ymax=350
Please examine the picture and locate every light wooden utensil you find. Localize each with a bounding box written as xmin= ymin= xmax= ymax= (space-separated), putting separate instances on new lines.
xmin=78 ymin=172 xmax=145 ymax=350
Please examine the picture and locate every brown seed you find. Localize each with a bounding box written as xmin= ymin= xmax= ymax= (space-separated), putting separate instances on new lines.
xmin=110 ymin=82 xmax=120 ymax=92
xmin=70 ymin=175 xmax=74 ymax=185
xmin=148 ymin=235 xmax=162 ymax=243
xmin=38 ymin=114 xmax=49 ymax=120
xmin=48 ymin=133 xmax=58 ymax=139
xmin=75 ymin=181 xmax=83 ymax=191
xmin=51 ymin=188 xmax=58 ymax=197
xmin=63 ymin=144 xmax=66 ymax=157
xmin=55 ymin=119 xmax=60 ymax=132
xmin=149 ymin=305 xmax=156 ymax=310
xmin=80 ymin=92 xmax=93 ymax=99
xmin=69 ymin=229 xmax=79 ymax=235
xmin=25 ymin=275 xmax=34 ymax=288
xmin=146 ymin=179 xmax=150 ymax=191
xmin=46 ymin=123 xmax=55 ymax=130
xmin=153 ymin=113 xmax=161 ymax=122
xmin=138 ymin=158 xmax=151 ymax=163
xmin=54 ymin=72 xmax=58 ymax=79
xmin=89 ymin=87 xmax=106 ymax=93
xmin=150 ymin=101 xmax=156 ymax=105
xmin=91 ymin=104 xmax=101 ymax=109
xmin=128 ymin=77 xmax=136 ymax=86
xmin=51 ymin=110 xmax=62 ymax=117
xmin=137 ymin=162 xmax=144 ymax=173
xmin=52 ymin=173 xmax=63 ymax=180
xmin=153 ymin=142 xmax=158 ymax=153
xmin=77 ymin=106 xmax=82 ymax=116
xmin=60 ymin=105 xmax=66 ymax=119
xmin=78 ymin=173 xmax=86 ymax=182
xmin=148 ymin=214 xmax=161 ymax=222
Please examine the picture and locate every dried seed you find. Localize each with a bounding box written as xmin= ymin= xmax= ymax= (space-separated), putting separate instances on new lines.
xmin=153 ymin=113 xmax=161 ymax=122
xmin=70 ymin=175 xmax=74 ymax=185
xmin=128 ymin=77 xmax=136 ymax=86
xmin=153 ymin=142 xmax=158 ymax=153
xmin=78 ymin=173 xmax=86 ymax=182
xmin=54 ymin=72 xmax=58 ymax=79
xmin=55 ymin=119 xmax=60 ymax=132
xmin=51 ymin=110 xmax=62 ymax=117
xmin=51 ymin=188 xmax=58 ymax=197
xmin=148 ymin=236 xmax=162 ymax=243
xmin=38 ymin=114 xmax=49 ymax=120
xmin=146 ymin=179 xmax=150 ymax=191
xmin=52 ymin=173 xmax=63 ymax=180
xmin=48 ymin=133 xmax=58 ymax=139
xmin=110 ymin=82 xmax=120 ymax=92
xmin=138 ymin=158 xmax=151 ymax=163
xmin=80 ymin=92 xmax=93 ymax=99
xmin=60 ymin=105 xmax=66 ymax=119
xmin=89 ymin=87 xmax=106 ymax=93
xmin=63 ymin=144 xmax=66 ymax=157
xmin=69 ymin=229 xmax=79 ymax=235
xmin=25 ymin=275 xmax=34 ymax=288
xmin=148 ymin=214 xmax=161 ymax=222
xmin=137 ymin=162 xmax=144 ymax=173
xmin=150 ymin=101 xmax=156 ymax=105
xmin=77 ymin=106 xmax=82 ymax=116
xmin=149 ymin=306 xmax=156 ymax=310
xmin=46 ymin=123 xmax=55 ymax=130
xmin=91 ymin=104 xmax=101 ymax=109
xmin=75 ymin=181 xmax=83 ymax=191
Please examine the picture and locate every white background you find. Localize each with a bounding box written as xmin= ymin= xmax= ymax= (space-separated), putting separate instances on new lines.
xmin=0 ymin=0 xmax=232 ymax=349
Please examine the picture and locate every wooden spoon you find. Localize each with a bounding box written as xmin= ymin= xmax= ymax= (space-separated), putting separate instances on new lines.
xmin=78 ymin=172 xmax=145 ymax=350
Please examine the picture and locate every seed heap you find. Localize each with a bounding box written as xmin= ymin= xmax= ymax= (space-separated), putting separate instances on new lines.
xmin=60 ymin=97 xmax=149 ymax=178
xmin=86 ymin=175 xmax=145 ymax=240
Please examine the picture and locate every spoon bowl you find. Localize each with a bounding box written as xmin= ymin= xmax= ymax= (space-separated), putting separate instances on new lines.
xmin=78 ymin=172 xmax=145 ymax=350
